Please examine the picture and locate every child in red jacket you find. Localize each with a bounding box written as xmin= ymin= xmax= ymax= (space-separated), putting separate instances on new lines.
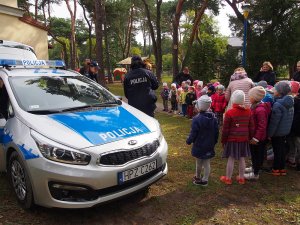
xmin=244 ymin=86 xmax=271 ymax=180
xmin=211 ymin=85 xmax=227 ymax=126
xmin=220 ymin=90 xmax=255 ymax=185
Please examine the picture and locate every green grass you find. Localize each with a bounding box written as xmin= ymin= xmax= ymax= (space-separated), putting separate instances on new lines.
xmin=0 ymin=111 xmax=299 ymax=224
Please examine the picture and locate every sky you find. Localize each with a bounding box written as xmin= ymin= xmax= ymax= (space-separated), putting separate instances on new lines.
xmin=49 ymin=2 xmax=236 ymax=42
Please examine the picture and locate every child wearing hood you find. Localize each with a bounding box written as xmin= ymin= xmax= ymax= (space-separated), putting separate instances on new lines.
xmin=185 ymin=86 xmax=197 ymax=119
xmin=195 ymin=81 xmax=203 ymax=99
xmin=211 ymin=85 xmax=227 ymax=126
xmin=244 ymin=86 xmax=271 ymax=180
xmin=268 ymin=81 xmax=294 ymax=176
xmin=168 ymin=83 xmax=178 ymax=114
xmin=186 ymin=95 xmax=219 ymax=186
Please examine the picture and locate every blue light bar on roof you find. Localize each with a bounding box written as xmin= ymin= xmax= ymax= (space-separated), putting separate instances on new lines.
xmin=0 ymin=59 xmax=65 ymax=68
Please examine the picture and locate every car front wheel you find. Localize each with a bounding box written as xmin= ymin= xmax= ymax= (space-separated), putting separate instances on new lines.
xmin=8 ymin=151 xmax=34 ymax=209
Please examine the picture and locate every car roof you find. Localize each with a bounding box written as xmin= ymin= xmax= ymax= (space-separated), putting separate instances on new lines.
xmin=0 ymin=40 xmax=37 ymax=60
xmin=1 ymin=68 xmax=81 ymax=77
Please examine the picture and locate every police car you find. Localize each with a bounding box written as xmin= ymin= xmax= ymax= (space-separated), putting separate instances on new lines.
xmin=0 ymin=56 xmax=168 ymax=208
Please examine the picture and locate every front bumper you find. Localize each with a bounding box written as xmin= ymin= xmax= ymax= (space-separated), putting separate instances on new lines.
xmin=27 ymin=138 xmax=168 ymax=208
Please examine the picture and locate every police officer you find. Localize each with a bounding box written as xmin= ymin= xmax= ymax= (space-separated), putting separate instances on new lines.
xmin=87 ymin=61 xmax=99 ymax=82
xmin=79 ymin=58 xmax=91 ymax=76
xmin=124 ymin=56 xmax=159 ymax=117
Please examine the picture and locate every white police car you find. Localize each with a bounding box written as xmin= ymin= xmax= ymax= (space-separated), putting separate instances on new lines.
xmin=0 ymin=58 xmax=168 ymax=208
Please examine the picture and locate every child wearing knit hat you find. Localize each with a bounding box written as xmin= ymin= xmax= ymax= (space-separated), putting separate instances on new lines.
xmin=257 ymin=81 xmax=274 ymax=105
xmin=186 ymin=95 xmax=219 ymax=186
xmin=268 ymin=81 xmax=294 ymax=175
xmin=244 ymin=86 xmax=271 ymax=180
xmin=160 ymin=82 xmax=170 ymax=112
xmin=220 ymin=90 xmax=255 ymax=185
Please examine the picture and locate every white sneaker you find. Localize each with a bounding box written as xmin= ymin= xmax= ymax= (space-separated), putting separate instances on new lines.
xmin=245 ymin=167 xmax=253 ymax=173
xmin=244 ymin=172 xmax=259 ymax=180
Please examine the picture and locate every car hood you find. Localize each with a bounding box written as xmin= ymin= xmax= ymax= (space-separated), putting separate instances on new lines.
xmin=19 ymin=104 xmax=157 ymax=149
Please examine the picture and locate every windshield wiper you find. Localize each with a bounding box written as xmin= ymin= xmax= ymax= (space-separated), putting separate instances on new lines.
xmin=60 ymin=105 xmax=95 ymax=112
xmin=90 ymin=101 xmax=121 ymax=107
xmin=27 ymin=110 xmax=61 ymax=115
xmin=60 ymin=102 xmax=120 ymax=113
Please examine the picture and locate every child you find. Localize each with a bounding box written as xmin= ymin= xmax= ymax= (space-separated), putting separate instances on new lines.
xmin=220 ymin=90 xmax=255 ymax=184
xmin=180 ymin=83 xmax=189 ymax=116
xmin=244 ymin=86 xmax=271 ymax=180
xmin=169 ymin=83 xmax=178 ymax=114
xmin=257 ymin=81 xmax=274 ymax=105
xmin=186 ymin=95 xmax=219 ymax=186
xmin=177 ymin=87 xmax=183 ymax=115
xmin=160 ymin=83 xmax=169 ymax=112
xmin=268 ymin=81 xmax=294 ymax=176
xmin=291 ymin=88 xmax=300 ymax=171
xmin=211 ymin=85 xmax=227 ymax=126
xmin=195 ymin=81 xmax=203 ymax=99
xmin=286 ymin=81 xmax=299 ymax=167
xmin=185 ymin=86 xmax=197 ymax=119
xmin=207 ymin=85 xmax=216 ymax=98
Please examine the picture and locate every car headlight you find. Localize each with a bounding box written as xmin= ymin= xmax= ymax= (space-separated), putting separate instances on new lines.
xmin=32 ymin=133 xmax=91 ymax=165
xmin=158 ymin=124 xmax=164 ymax=143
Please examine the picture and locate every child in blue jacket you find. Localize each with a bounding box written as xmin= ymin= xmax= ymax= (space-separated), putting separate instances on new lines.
xmin=186 ymin=95 xmax=219 ymax=186
xmin=268 ymin=81 xmax=294 ymax=176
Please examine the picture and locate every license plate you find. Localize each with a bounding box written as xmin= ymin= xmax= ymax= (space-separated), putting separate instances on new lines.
xmin=118 ymin=160 xmax=157 ymax=184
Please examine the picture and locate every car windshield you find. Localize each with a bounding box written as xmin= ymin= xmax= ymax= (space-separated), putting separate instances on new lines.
xmin=9 ymin=76 xmax=118 ymax=114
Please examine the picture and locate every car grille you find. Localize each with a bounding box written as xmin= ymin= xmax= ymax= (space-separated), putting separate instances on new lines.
xmin=99 ymin=140 xmax=160 ymax=166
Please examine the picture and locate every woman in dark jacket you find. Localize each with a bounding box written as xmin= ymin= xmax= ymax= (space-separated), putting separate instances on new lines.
xmin=255 ymin=61 xmax=276 ymax=86
xmin=292 ymin=61 xmax=300 ymax=82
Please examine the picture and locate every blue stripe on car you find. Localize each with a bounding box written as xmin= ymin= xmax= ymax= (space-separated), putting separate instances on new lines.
xmin=49 ymin=107 xmax=151 ymax=145
xmin=0 ymin=128 xmax=39 ymax=160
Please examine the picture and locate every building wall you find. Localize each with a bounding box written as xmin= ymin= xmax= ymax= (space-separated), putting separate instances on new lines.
xmin=0 ymin=0 xmax=17 ymax=8
xmin=0 ymin=13 xmax=49 ymax=59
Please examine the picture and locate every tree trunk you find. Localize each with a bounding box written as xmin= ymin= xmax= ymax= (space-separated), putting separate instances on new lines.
xmin=35 ymin=0 xmax=39 ymax=20
xmin=95 ymin=0 xmax=107 ymax=87
xmin=172 ymin=0 xmax=185 ymax=79
xmin=125 ymin=3 xmax=134 ymax=57
xmin=103 ymin=2 xmax=113 ymax=83
xmin=155 ymin=0 xmax=163 ymax=83
xmin=142 ymin=0 xmax=158 ymax=60
xmin=80 ymin=2 xmax=92 ymax=59
xmin=142 ymin=20 xmax=147 ymax=56
xmin=65 ymin=0 xmax=77 ymax=70
xmin=181 ymin=0 xmax=208 ymax=69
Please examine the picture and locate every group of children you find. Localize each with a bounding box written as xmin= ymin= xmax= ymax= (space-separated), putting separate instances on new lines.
xmin=160 ymin=80 xmax=227 ymax=122
xmin=184 ymin=75 xmax=300 ymax=186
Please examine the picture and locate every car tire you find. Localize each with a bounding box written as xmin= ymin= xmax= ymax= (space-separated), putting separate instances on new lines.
xmin=8 ymin=151 xmax=34 ymax=209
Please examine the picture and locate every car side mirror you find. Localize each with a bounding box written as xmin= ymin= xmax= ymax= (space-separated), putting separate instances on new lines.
xmin=115 ymin=96 xmax=122 ymax=101
xmin=117 ymin=99 xmax=122 ymax=105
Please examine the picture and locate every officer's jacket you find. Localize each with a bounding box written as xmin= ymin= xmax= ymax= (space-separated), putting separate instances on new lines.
xmin=124 ymin=68 xmax=159 ymax=116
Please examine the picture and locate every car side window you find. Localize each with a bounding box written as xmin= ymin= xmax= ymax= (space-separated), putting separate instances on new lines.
xmin=0 ymin=79 xmax=12 ymax=120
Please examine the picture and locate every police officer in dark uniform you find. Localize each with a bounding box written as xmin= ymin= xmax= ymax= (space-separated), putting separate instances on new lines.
xmin=124 ymin=56 xmax=159 ymax=117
